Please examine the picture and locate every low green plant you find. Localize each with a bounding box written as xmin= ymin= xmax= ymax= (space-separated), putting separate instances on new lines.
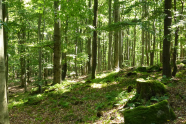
xmin=58 ymin=101 xmax=70 ymax=108
xmin=95 ymin=103 xmax=105 ymax=110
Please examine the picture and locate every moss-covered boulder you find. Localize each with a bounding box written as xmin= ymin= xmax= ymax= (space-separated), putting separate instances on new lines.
xmin=124 ymin=100 xmax=176 ymax=124
xmin=147 ymin=65 xmax=162 ymax=72
xmin=136 ymin=79 xmax=166 ymax=100
xmin=136 ymin=67 xmax=147 ymax=72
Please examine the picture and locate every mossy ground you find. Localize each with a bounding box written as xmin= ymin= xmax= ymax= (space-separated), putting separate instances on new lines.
xmin=8 ymin=67 xmax=186 ymax=123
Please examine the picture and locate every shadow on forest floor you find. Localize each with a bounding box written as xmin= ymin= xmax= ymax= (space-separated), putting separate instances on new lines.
xmin=8 ymin=68 xmax=186 ymax=124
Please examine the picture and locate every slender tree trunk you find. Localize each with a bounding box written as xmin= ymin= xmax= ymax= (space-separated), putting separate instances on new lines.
xmin=20 ymin=27 xmax=26 ymax=89
xmin=150 ymin=20 xmax=156 ymax=66
xmin=159 ymin=21 xmax=162 ymax=63
xmin=27 ymin=27 xmax=30 ymax=83
xmin=102 ymin=35 xmax=105 ymax=71
xmin=98 ymin=29 xmax=101 ymax=72
xmin=53 ymin=0 xmax=61 ymax=84
xmin=119 ymin=30 xmax=122 ymax=68
xmin=38 ymin=12 xmax=42 ymax=92
xmin=108 ymin=0 xmax=112 ymax=70
xmin=163 ymin=0 xmax=172 ymax=78
xmin=3 ymin=0 xmax=8 ymax=102
xmin=132 ymin=25 xmax=136 ymax=66
xmin=87 ymin=0 xmax=92 ymax=74
xmin=145 ymin=31 xmax=149 ymax=66
xmin=0 ymin=0 xmax=9 ymax=122
xmin=141 ymin=0 xmax=145 ymax=66
xmin=92 ymin=0 xmax=98 ymax=79
xmin=62 ymin=19 xmax=68 ymax=80
xmin=172 ymin=0 xmax=182 ymax=76
xmin=126 ymin=28 xmax=129 ymax=61
xmin=114 ymin=0 xmax=119 ymax=70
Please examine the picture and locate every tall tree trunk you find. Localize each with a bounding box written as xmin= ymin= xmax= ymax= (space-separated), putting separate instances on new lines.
xmin=133 ymin=25 xmax=136 ymax=66
xmin=163 ymin=0 xmax=172 ymax=78
xmin=92 ymin=0 xmax=98 ymax=79
xmin=53 ymin=0 xmax=61 ymax=84
xmin=118 ymin=8 xmax=122 ymax=68
xmin=119 ymin=30 xmax=122 ymax=68
xmin=114 ymin=0 xmax=119 ymax=70
xmin=87 ymin=0 xmax=92 ymax=74
xmin=150 ymin=20 xmax=156 ymax=66
xmin=20 ymin=27 xmax=26 ymax=89
xmin=145 ymin=31 xmax=149 ymax=66
xmin=108 ymin=0 xmax=112 ymax=70
xmin=3 ymin=0 xmax=8 ymax=102
xmin=159 ymin=21 xmax=162 ymax=63
xmin=27 ymin=26 xmax=30 ymax=83
xmin=62 ymin=19 xmax=68 ymax=80
xmin=75 ymin=26 xmax=78 ymax=77
xmin=0 ymin=0 xmax=9 ymax=122
xmin=38 ymin=12 xmax=42 ymax=92
xmin=172 ymin=0 xmax=183 ymax=76
xmin=141 ymin=0 xmax=145 ymax=66
xmin=98 ymin=29 xmax=101 ymax=72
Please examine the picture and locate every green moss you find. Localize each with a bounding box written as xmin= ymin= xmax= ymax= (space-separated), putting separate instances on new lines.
xmin=151 ymin=80 xmax=166 ymax=95
xmin=124 ymin=100 xmax=176 ymax=124
xmin=136 ymin=67 xmax=147 ymax=72
xmin=137 ymin=80 xmax=166 ymax=100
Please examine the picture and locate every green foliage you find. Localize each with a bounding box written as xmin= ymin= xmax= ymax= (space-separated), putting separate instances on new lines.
xmin=25 ymin=94 xmax=45 ymax=105
xmin=95 ymin=103 xmax=105 ymax=110
xmin=150 ymin=95 xmax=169 ymax=102
xmin=58 ymin=101 xmax=70 ymax=108
xmin=161 ymin=75 xmax=171 ymax=84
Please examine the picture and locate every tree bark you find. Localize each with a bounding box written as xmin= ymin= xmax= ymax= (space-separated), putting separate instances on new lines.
xmin=141 ymin=0 xmax=145 ymax=66
xmin=163 ymin=0 xmax=172 ymax=78
xmin=150 ymin=20 xmax=156 ymax=66
xmin=87 ymin=0 xmax=92 ymax=74
xmin=38 ymin=11 xmax=42 ymax=92
xmin=108 ymin=0 xmax=112 ymax=70
xmin=114 ymin=0 xmax=119 ymax=70
xmin=92 ymin=0 xmax=98 ymax=79
xmin=62 ymin=19 xmax=68 ymax=80
xmin=53 ymin=0 xmax=61 ymax=84
xmin=98 ymin=27 xmax=101 ymax=72
xmin=172 ymin=0 xmax=182 ymax=76
xmin=0 ymin=0 xmax=10 ymax=122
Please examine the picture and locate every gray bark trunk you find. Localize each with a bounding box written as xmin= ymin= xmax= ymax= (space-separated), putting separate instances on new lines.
xmin=114 ymin=0 xmax=119 ymax=70
xmin=163 ymin=0 xmax=172 ymax=78
xmin=0 ymin=0 xmax=9 ymax=122
xmin=92 ymin=0 xmax=98 ymax=79
xmin=53 ymin=0 xmax=61 ymax=84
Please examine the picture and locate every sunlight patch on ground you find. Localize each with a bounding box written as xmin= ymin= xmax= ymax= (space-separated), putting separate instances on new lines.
xmin=66 ymin=80 xmax=76 ymax=83
xmin=96 ymin=73 xmax=107 ymax=78
xmin=115 ymin=68 xmax=120 ymax=72
xmin=91 ymin=83 xmax=103 ymax=88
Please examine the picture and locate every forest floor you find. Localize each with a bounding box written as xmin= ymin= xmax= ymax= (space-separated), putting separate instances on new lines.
xmin=8 ymin=68 xmax=186 ymax=124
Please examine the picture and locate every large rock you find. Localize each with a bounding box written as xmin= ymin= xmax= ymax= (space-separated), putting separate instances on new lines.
xmin=124 ymin=100 xmax=176 ymax=124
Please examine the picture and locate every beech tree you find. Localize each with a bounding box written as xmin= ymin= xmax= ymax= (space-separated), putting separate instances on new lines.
xmin=53 ymin=0 xmax=61 ymax=84
xmin=163 ymin=0 xmax=172 ymax=78
xmin=0 ymin=0 xmax=9 ymax=123
xmin=92 ymin=0 xmax=98 ymax=79
xmin=114 ymin=0 xmax=119 ymax=70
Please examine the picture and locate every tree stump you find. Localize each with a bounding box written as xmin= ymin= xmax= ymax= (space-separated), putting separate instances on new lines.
xmin=136 ymin=78 xmax=166 ymax=100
